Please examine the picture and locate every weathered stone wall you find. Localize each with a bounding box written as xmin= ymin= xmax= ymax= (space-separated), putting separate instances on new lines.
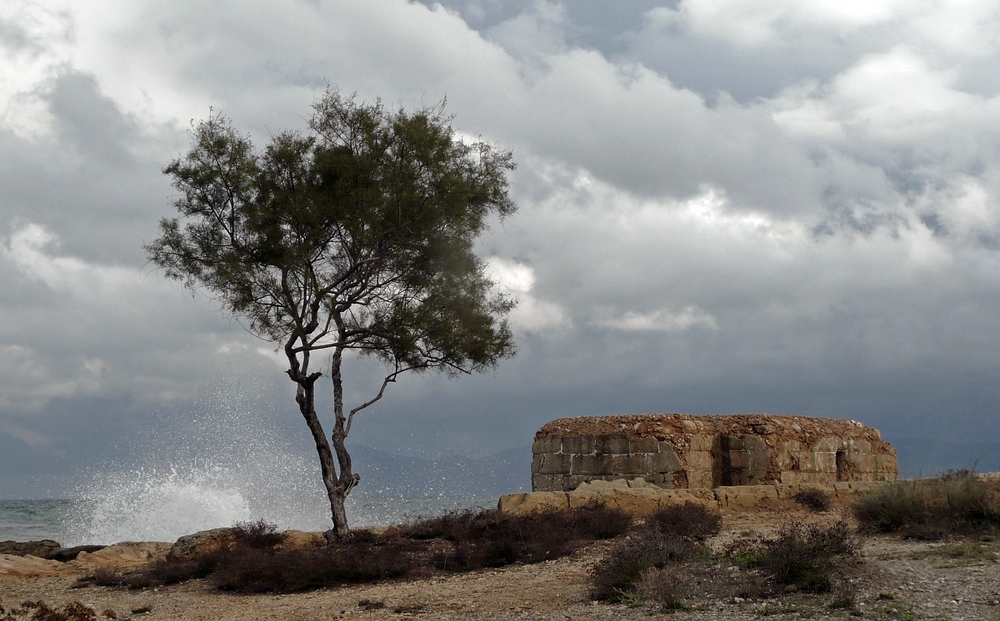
xmin=531 ymin=413 xmax=897 ymax=492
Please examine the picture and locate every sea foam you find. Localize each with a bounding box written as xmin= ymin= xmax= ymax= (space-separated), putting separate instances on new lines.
xmin=65 ymin=378 xmax=332 ymax=545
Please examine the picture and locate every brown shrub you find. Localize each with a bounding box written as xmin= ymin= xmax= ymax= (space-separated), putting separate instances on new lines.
xmin=729 ymin=520 xmax=857 ymax=594
xmin=89 ymin=505 xmax=633 ymax=594
xmin=647 ymin=502 xmax=722 ymax=540
xmin=793 ymin=489 xmax=831 ymax=512
xmin=231 ymin=519 xmax=286 ymax=549
xmin=590 ymin=529 xmax=696 ymax=602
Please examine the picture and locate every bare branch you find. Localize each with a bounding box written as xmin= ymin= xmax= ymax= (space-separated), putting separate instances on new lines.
xmin=345 ymin=361 xmax=429 ymax=436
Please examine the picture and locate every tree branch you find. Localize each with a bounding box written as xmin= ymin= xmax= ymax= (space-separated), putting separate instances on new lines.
xmin=344 ymin=361 xmax=428 ymax=436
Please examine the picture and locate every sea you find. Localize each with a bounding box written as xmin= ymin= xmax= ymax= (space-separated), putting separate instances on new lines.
xmin=0 ymin=495 xmax=495 ymax=546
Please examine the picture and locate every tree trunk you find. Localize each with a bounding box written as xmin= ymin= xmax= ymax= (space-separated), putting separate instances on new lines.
xmin=293 ymin=378 xmax=351 ymax=537
xmin=328 ymin=346 xmax=355 ymax=537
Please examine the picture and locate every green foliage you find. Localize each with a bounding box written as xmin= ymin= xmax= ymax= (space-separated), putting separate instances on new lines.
xmin=147 ymin=90 xmax=516 ymax=374
xmin=145 ymin=89 xmax=518 ymax=532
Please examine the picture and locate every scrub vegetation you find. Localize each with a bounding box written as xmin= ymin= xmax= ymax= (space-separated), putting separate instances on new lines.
xmin=851 ymin=471 xmax=1000 ymax=539
xmin=87 ymin=505 xmax=631 ymax=594
xmin=590 ymin=504 xmax=858 ymax=611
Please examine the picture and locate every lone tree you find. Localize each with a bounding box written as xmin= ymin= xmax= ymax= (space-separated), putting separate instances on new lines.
xmin=146 ymin=90 xmax=516 ymax=536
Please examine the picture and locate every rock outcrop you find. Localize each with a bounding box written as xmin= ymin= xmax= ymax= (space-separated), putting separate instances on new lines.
xmin=532 ymin=413 xmax=897 ymax=492
xmin=500 ymin=477 xmax=887 ymax=517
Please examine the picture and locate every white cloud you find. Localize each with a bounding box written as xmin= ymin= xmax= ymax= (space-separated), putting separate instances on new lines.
xmin=594 ymin=307 xmax=718 ymax=333
xmin=2 ymin=223 xmax=139 ymax=297
xmin=487 ymin=256 xmax=569 ymax=332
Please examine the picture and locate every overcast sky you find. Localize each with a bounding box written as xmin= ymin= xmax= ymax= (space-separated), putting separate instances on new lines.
xmin=3 ymin=0 xmax=1000 ymax=498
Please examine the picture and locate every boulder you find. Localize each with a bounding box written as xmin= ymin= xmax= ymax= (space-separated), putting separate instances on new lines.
xmin=46 ymin=545 xmax=106 ymax=562
xmin=500 ymin=479 xmax=718 ymax=517
xmin=0 ymin=553 xmax=68 ymax=578
xmin=0 ymin=539 xmax=61 ymax=558
xmin=498 ymin=491 xmax=570 ymax=514
xmin=168 ymin=528 xmax=237 ymax=560
xmin=70 ymin=542 xmax=171 ymax=570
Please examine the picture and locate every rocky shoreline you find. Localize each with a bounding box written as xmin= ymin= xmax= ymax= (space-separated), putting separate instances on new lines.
xmin=2 ymin=476 xmax=999 ymax=620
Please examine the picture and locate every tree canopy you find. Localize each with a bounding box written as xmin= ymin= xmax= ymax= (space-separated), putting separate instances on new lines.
xmin=146 ymin=90 xmax=517 ymax=535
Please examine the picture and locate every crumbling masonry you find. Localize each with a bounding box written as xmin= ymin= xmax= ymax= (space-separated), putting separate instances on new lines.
xmin=531 ymin=414 xmax=897 ymax=492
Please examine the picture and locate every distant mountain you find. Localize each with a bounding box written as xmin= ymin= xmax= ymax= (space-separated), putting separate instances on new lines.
xmin=347 ymin=444 xmax=532 ymax=497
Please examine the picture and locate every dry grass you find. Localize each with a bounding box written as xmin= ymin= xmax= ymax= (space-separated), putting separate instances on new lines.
xmin=852 ymin=471 xmax=1000 ymax=539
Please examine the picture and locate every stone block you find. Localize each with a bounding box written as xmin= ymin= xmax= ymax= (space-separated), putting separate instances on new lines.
xmin=713 ymin=485 xmax=779 ymax=511
xmin=562 ymin=434 xmax=595 ymax=455
xmin=775 ymin=483 xmax=822 ymax=500
xmin=532 ymin=436 xmax=561 ymax=454
xmin=531 ymin=454 xmax=543 ymax=474
xmin=747 ymin=448 xmax=769 ymax=471
xmin=650 ymin=448 xmax=681 ymax=473
xmin=536 ymin=452 xmax=570 ymax=474
xmin=562 ymin=475 xmax=590 ymax=491
xmin=613 ymin=453 xmax=649 ymax=475
xmin=775 ymin=450 xmax=795 ymax=470
xmin=688 ymin=435 xmax=716 ymax=452
xmin=531 ymin=473 xmax=565 ymax=492
xmin=815 ymin=451 xmax=837 ymax=472
xmin=780 ymin=471 xmax=831 ymax=485
xmin=572 ymin=454 xmax=614 ymax=476
xmin=875 ymin=454 xmax=898 ymax=476
xmin=794 ymin=452 xmax=816 ymax=472
xmin=499 ymin=491 xmax=570 ymax=515
xmin=855 ymin=453 xmax=876 ymax=473
xmin=781 ymin=440 xmax=804 ymax=453
xmin=682 ymin=487 xmax=718 ymax=502
xmin=687 ymin=450 xmax=714 ymax=471
xmin=814 ymin=436 xmax=844 ymax=452
xmin=687 ymin=470 xmax=714 ymax=489
xmin=745 ymin=435 xmax=768 ymax=451
xmin=595 ymin=434 xmax=630 ymax=455
xmin=629 ymin=436 xmax=659 ymax=453
xmin=608 ymin=488 xmax=669 ymax=515
xmin=723 ymin=435 xmax=744 ymax=450
xmin=728 ymin=451 xmax=749 ymax=469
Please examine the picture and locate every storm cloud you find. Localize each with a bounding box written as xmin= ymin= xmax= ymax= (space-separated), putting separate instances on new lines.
xmin=2 ymin=0 xmax=1000 ymax=496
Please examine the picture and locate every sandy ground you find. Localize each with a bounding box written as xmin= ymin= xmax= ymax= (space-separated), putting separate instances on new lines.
xmin=2 ymin=508 xmax=1000 ymax=621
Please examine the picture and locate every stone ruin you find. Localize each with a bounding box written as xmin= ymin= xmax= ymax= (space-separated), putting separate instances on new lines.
xmin=531 ymin=413 xmax=897 ymax=492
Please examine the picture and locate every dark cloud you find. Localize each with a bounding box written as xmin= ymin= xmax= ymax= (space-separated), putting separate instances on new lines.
xmin=2 ymin=0 xmax=1000 ymax=499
